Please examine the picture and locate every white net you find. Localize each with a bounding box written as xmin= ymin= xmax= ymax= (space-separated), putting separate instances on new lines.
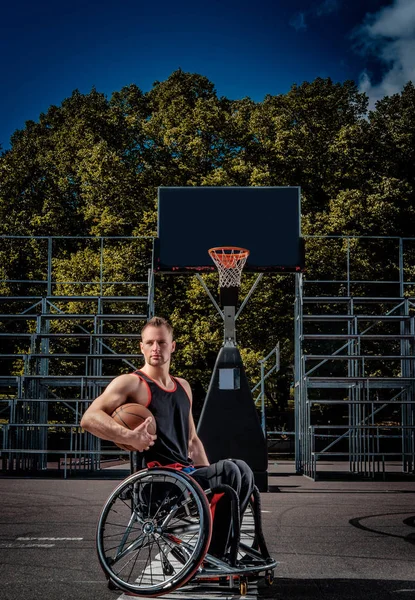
xmin=208 ymin=247 xmax=250 ymax=288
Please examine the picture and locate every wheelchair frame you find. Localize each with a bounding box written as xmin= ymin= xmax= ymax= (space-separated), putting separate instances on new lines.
xmin=96 ymin=466 xmax=277 ymax=597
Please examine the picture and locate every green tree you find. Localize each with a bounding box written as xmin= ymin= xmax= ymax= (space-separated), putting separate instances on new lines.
xmin=2 ymin=70 xmax=415 ymax=414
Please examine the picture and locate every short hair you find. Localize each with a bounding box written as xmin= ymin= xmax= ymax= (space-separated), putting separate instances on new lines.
xmin=141 ymin=316 xmax=174 ymax=338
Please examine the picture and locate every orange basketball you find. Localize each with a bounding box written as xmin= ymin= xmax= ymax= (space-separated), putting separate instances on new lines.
xmin=111 ymin=403 xmax=156 ymax=452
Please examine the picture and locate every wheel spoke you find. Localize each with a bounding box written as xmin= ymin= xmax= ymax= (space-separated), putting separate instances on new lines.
xmin=154 ymin=535 xmax=177 ymax=576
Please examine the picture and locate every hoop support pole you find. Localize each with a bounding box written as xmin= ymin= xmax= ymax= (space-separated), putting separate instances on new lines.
xmin=223 ymin=305 xmax=236 ymax=344
xmin=235 ymin=274 xmax=264 ymax=319
xmin=196 ymin=273 xmax=264 ymax=322
xmin=195 ymin=274 xmax=224 ymax=319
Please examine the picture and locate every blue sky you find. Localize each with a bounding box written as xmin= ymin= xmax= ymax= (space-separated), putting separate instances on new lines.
xmin=1 ymin=0 xmax=414 ymax=150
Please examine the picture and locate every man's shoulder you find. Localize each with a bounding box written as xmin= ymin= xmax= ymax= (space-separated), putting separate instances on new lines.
xmin=108 ymin=372 xmax=150 ymax=404
xmin=110 ymin=372 xmax=142 ymax=389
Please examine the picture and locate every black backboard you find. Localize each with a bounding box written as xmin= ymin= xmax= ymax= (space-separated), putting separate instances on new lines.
xmin=155 ymin=186 xmax=304 ymax=272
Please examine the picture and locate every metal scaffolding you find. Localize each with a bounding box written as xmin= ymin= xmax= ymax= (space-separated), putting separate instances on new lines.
xmin=4 ymin=234 xmax=414 ymax=480
xmin=0 ymin=234 xmax=282 ymax=476
xmin=0 ymin=236 xmax=154 ymax=475
xmin=295 ymin=236 xmax=415 ymax=479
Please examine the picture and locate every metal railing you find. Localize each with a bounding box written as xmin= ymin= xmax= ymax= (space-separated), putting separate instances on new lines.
xmin=252 ymin=343 xmax=280 ymax=434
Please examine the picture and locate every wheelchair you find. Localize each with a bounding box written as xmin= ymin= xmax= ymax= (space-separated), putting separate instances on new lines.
xmin=96 ymin=466 xmax=277 ymax=597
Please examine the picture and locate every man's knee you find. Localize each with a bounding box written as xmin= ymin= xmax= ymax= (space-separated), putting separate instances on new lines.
xmin=195 ymin=459 xmax=242 ymax=491
xmin=229 ymin=459 xmax=254 ymax=485
xmin=221 ymin=459 xmax=242 ymax=488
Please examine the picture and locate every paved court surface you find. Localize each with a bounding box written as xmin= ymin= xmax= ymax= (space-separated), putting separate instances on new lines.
xmin=1 ymin=461 xmax=415 ymax=600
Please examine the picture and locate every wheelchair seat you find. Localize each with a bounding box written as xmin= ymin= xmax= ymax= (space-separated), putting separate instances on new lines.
xmin=96 ymin=466 xmax=277 ymax=597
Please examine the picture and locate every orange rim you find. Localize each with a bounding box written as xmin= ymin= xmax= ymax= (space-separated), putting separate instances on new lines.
xmin=208 ymin=247 xmax=250 ymax=269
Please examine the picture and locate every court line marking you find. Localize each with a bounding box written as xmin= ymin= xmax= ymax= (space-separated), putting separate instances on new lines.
xmin=115 ymin=551 xmax=259 ymax=600
xmin=114 ymin=519 xmax=260 ymax=599
xmin=0 ymin=543 xmax=55 ymax=548
xmin=17 ymin=537 xmax=83 ymax=541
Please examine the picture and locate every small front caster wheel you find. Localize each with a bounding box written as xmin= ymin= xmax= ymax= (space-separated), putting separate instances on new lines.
xmin=107 ymin=579 xmax=119 ymax=590
xmin=265 ymin=570 xmax=274 ymax=586
xmin=239 ymin=577 xmax=248 ymax=596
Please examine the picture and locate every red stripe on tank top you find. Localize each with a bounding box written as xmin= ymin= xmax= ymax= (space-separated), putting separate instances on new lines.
xmin=134 ymin=371 xmax=177 ymax=393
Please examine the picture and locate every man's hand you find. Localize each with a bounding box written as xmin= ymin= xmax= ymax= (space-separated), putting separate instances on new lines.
xmin=127 ymin=416 xmax=157 ymax=452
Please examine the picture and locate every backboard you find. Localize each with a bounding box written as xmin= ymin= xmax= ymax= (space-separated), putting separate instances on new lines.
xmin=154 ymin=186 xmax=304 ymax=273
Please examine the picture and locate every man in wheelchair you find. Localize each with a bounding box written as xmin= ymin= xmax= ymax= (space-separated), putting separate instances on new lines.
xmin=81 ymin=316 xmax=275 ymax=594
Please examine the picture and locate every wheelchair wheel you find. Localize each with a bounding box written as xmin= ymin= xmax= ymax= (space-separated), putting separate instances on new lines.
xmin=96 ymin=468 xmax=212 ymax=596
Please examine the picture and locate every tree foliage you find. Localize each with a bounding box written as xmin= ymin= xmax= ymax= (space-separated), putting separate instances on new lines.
xmin=1 ymin=69 xmax=415 ymax=416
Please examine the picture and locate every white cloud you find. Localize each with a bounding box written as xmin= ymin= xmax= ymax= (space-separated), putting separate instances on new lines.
xmin=353 ymin=0 xmax=415 ymax=109
xmin=290 ymin=12 xmax=307 ymax=31
xmin=290 ymin=1 xmax=341 ymax=32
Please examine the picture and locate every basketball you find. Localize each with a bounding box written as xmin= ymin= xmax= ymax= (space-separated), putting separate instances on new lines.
xmin=111 ymin=403 xmax=156 ymax=451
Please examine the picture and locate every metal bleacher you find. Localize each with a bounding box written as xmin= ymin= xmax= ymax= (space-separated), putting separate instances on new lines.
xmin=295 ymin=236 xmax=415 ymax=479
xmin=0 ymin=236 xmax=154 ymax=475
xmin=2 ymin=234 xmax=415 ymax=481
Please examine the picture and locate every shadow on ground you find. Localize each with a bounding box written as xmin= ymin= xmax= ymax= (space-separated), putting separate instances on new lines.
xmin=258 ymin=578 xmax=415 ymax=599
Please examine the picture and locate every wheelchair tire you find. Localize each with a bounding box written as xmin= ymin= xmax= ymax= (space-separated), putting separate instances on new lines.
xmin=96 ymin=467 xmax=212 ymax=596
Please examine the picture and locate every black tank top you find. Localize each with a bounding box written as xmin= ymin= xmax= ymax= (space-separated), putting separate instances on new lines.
xmin=133 ymin=370 xmax=192 ymax=466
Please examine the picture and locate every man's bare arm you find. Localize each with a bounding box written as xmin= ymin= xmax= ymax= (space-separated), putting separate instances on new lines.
xmin=80 ymin=374 xmax=156 ymax=451
xmin=182 ymin=380 xmax=209 ymax=466
xmin=189 ymin=433 xmax=210 ymax=466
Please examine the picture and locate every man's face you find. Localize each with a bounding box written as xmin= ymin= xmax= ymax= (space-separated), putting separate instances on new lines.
xmin=140 ymin=325 xmax=176 ymax=368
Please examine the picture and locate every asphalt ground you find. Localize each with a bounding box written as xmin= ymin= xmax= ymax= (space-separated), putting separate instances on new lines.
xmin=1 ymin=461 xmax=415 ymax=600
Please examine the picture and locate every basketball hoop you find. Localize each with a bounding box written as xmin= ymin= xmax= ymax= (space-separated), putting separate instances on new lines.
xmin=208 ymin=247 xmax=250 ymax=288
